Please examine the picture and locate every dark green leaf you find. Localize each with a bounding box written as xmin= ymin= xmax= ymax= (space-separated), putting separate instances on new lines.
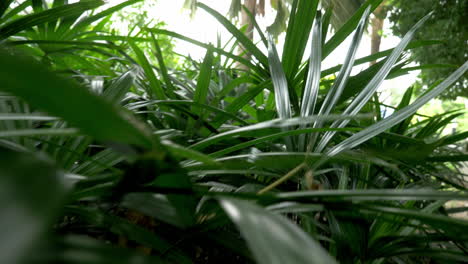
xmin=0 ymin=48 xmax=153 ymax=148
xmin=219 ymin=197 xmax=337 ymax=264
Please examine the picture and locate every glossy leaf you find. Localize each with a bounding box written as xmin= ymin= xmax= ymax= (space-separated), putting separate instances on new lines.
xmin=316 ymin=12 xmax=433 ymax=153
xmin=327 ymin=61 xmax=468 ymax=156
xmin=282 ymin=0 xmax=319 ymax=80
xmin=0 ymin=0 xmax=104 ymax=40
xmin=219 ymin=197 xmax=337 ymax=264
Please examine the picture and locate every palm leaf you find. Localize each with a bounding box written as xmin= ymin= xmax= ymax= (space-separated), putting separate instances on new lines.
xmin=0 ymin=0 xmax=104 ymax=40
xmin=326 ymin=60 xmax=468 ymax=157
xmin=219 ymin=197 xmax=337 ymax=264
xmin=0 ymin=48 xmax=152 ymax=148
xmin=315 ymin=12 xmax=433 ymax=152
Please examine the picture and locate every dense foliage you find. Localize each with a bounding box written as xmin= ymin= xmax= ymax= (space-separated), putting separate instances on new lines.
xmin=0 ymin=0 xmax=467 ymax=264
xmin=389 ymin=0 xmax=468 ymax=99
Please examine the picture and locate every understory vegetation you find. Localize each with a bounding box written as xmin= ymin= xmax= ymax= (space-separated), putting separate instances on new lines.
xmin=0 ymin=0 xmax=467 ymax=263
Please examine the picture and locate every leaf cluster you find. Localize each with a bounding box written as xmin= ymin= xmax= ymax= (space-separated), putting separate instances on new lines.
xmin=389 ymin=0 xmax=468 ymax=99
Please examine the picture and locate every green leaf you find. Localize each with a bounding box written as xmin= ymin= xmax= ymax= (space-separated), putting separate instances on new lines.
xmin=307 ymin=7 xmax=370 ymax=152
xmin=0 ymin=128 xmax=78 ymax=138
xmin=32 ymin=0 xmax=45 ymax=12
xmin=70 ymin=148 xmax=124 ymax=175
xmin=211 ymin=81 xmax=270 ymax=128
xmin=327 ymin=60 xmax=468 ymax=157
xmin=437 ymin=131 xmax=468 ymax=146
xmin=0 ymin=0 xmax=15 ymax=18
xmin=0 ymin=113 xmax=58 ymax=121
xmin=213 ymin=75 xmax=254 ymax=103
xmin=191 ymin=114 xmax=367 ymax=151
xmin=321 ymin=5 xmax=333 ymax=46
xmin=163 ymin=140 xmax=220 ymax=166
xmin=320 ymin=40 xmax=443 ymax=77
xmin=197 ymin=2 xmax=268 ymax=68
xmin=102 ymin=70 xmax=136 ymax=103
xmin=129 ymin=100 xmax=249 ymax=125
xmin=130 ymin=41 xmax=167 ymax=100
xmin=282 ymin=0 xmax=319 ymax=80
xmin=390 ymin=86 xmax=414 ymax=134
xmin=275 ymin=189 xmax=468 ymax=201
xmin=0 ymin=48 xmax=153 ymax=148
xmin=415 ymin=112 xmax=463 ymax=139
xmin=147 ymin=28 xmax=263 ymax=75
xmin=0 ymin=0 xmax=104 ymax=40
xmin=185 ymin=47 xmax=214 ymax=135
xmin=345 ymin=14 xmax=431 ymax=115
xmin=191 ymin=47 xmax=214 ymax=120
xmin=0 ymin=147 xmax=66 ymax=264
xmin=316 ymin=12 xmax=433 ymax=153
xmin=219 ymin=197 xmax=337 ymax=264
xmin=209 ymin=127 xmax=360 ymax=158
xmin=189 ymin=151 xmax=388 ymax=174
xmin=300 ymin=13 xmax=322 ymax=119
xmin=268 ymin=36 xmax=291 ymax=120
xmin=74 ymin=0 xmax=142 ymax=31
xmin=0 ymin=1 xmax=30 ymax=25
xmin=151 ymin=34 xmax=176 ymax=98
xmin=316 ymin=6 xmax=370 ymax=119
xmin=361 ymin=204 xmax=468 ymax=232
xmin=6 ymin=39 xmax=120 ymax=50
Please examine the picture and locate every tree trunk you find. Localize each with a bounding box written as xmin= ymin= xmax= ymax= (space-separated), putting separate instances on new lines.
xmin=370 ymin=2 xmax=387 ymax=65
xmin=237 ymin=0 xmax=257 ymax=70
